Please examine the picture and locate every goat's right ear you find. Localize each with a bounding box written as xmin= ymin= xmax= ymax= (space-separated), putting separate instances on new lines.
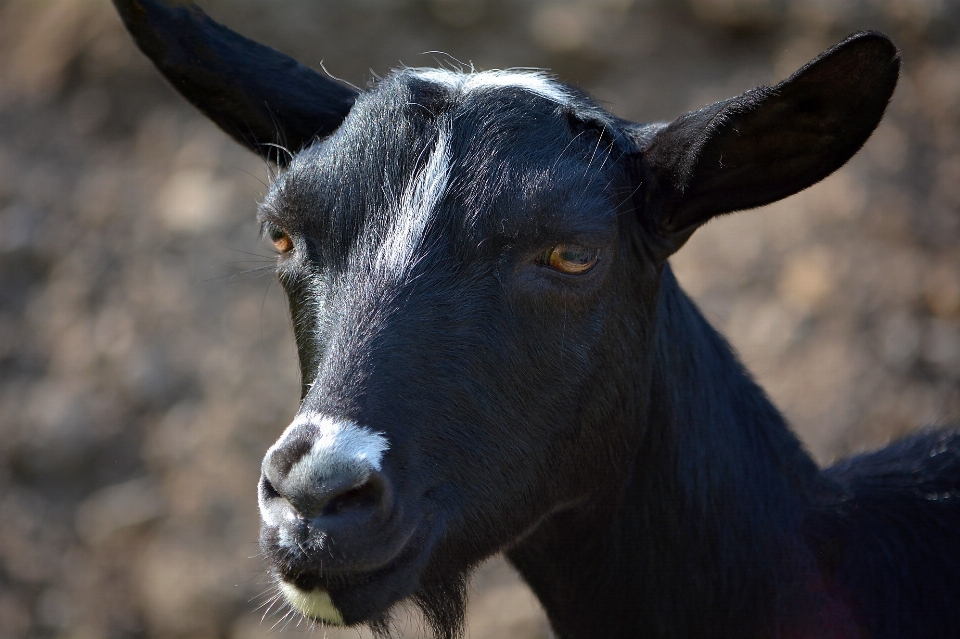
xmin=113 ymin=0 xmax=357 ymax=165
xmin=638 ymin=31 xmax=899 ymax=253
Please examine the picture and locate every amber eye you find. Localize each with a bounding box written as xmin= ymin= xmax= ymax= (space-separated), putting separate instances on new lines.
xmin=265 ymin=223 xmax=293 ymax=254
xmin=539 ymin=244 xmax=600 ymax=274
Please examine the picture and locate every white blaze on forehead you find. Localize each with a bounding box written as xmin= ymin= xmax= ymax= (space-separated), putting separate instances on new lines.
xmin=412 ymin=68 xmax=571 ymax=104
xmin=371 ymin=70 xmax=568 ymax=279
xmin=375 ymin=123 xmax=452 ymax=276
xmin=279 ymin=582 xmax=344 ymax=625
xmin=266 ymin=412 xmax=389 ymax=487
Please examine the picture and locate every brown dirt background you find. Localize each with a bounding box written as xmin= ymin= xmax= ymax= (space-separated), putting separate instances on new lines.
xmin=0 ymin=0 xmax=958 ymax=637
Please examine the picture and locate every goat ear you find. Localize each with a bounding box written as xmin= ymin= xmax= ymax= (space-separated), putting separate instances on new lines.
xmin=113 ymin=0 xmax=357 ymax=165
xmin=640 ymin=31 xmax=899 ymax=246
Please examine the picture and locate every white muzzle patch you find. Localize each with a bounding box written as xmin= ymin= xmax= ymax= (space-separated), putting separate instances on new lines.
xmin=287 ymin=415 xmax=389 ymax=484
xmin=259 ymin=413 xmax=389 ymax=531
xmin=268 ymin=412 xmax=388 ymax=478
xmin=279 ymin=582 xmax=344 ymax=625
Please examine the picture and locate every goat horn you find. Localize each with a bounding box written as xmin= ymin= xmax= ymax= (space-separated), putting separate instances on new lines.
xmin=113 ymin=0 xmax=357 ymax=163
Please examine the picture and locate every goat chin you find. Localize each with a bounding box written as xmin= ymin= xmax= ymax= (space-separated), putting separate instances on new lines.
xmin=279 ymin=582 xmax=344 ymax=625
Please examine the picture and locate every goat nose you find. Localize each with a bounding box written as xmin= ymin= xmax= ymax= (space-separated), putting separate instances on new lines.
xmin=260 ymin=464 xmax=390 ymax=521
xmin=258 ymin=414 xmax=392 ymax=525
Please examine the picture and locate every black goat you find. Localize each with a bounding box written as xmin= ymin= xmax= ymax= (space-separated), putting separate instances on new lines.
xmin=114 ymin=2 xmax=960 ymax=638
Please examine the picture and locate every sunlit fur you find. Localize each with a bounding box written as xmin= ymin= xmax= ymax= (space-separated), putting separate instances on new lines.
xmin=410 ymin=68 xmax=571 ymax=105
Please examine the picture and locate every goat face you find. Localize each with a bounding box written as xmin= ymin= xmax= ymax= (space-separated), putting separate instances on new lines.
xmin=113 ymin=1 xmax=899 ymax=634
xmin=255 ymin=71 xmax=654 ymax=628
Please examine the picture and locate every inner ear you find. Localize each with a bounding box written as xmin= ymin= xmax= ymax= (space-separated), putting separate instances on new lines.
xmin=641 ymin=31 xmax=900 ymax=237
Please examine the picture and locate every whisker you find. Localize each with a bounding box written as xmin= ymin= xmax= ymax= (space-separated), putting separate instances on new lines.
xmin=197 ymin=265 xmax=276 ymax=284
xmin=229 ymin=164 xmax=270 ymax=190
xmin=263 ymin=142 xmax=295 ymax=164
xmin=551 ymin=130 xmax=587 ymax=172
xmin=215 ymin=243 xmax=278 ymax=260
xmin=319 ymin=59 xmax=363 ymax=92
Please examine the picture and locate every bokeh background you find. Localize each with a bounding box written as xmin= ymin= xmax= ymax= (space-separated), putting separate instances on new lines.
xmin=0 ymin=0 xmax=958 ymax=637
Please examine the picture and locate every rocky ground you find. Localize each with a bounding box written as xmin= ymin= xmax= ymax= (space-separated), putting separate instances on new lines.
xmin=0 ymin=0 xmax=957 ymax=638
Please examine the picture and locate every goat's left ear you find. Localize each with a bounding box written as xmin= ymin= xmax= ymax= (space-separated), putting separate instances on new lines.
xmin=639 ymin=31 xmax=899 ymax=251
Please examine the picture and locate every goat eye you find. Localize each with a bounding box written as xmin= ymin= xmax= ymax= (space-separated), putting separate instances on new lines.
xmin=265 ymin=223 xmax=293 ymax=254
xmin=540 ymin=244 xmax=600 ymax=274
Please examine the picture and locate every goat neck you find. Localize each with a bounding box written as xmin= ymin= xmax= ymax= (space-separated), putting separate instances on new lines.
xmin=507 ymin=266 xmax=844 ymax=639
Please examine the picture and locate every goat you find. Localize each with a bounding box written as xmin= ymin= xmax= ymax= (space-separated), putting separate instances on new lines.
xmin=114 ymin=1 xmax=960 ymax=638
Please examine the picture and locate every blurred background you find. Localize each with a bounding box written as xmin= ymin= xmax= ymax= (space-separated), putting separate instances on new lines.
xmin=0 ymin=0 xmax=958 ymax=637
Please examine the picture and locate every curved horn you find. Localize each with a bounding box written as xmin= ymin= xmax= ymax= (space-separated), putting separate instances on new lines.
xmin=113 ymin=0 xmax=357 ymax=163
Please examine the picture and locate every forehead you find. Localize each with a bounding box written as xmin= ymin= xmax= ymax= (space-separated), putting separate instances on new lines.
xmin=264 ymin=69 xmax=619 ymax=237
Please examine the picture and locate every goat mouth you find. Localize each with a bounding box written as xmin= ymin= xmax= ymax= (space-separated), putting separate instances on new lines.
xmin=276 ymin=521 xmax=435 ymax=625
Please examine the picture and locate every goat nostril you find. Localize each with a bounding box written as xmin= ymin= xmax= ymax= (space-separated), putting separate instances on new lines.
xmin=321 ymin=479 xmax=382 ymax=517
xmin=261 ymin=475 xmax=281 ymax=500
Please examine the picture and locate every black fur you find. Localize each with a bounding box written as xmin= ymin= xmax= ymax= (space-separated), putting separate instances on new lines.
xmin=112 ymin=0 xmax=356 ymax=164
xmin=114 ymin=4 xmax=960 ymax=638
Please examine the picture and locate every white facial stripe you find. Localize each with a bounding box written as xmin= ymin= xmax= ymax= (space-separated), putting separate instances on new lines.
xmin=412 ymin=68 xmax=570 ymax=104
xmin=279 ymin=582 xmax=344 ymax=624
xmin=370 ymin=70 xmax=566 ymax=279
xmin=376 ymin=123 xmax=451 ymax=276
xmin=266 ymin=413 xmax=389 ymax=486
